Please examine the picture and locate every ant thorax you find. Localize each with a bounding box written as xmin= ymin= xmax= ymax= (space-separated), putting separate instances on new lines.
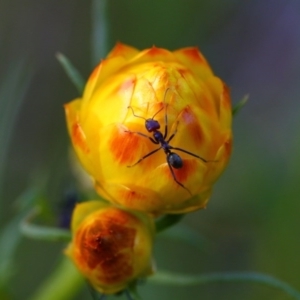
xmin=153 ymin=131 xmax=164 ymax=143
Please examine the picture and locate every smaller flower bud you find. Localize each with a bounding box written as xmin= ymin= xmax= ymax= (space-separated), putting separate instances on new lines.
xmin=65 ymin=201 xmax=154 ymax=294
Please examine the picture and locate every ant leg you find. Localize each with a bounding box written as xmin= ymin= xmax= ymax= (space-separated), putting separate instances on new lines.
xmin=166 ymin=120 xmax=179 ymax=143
xmin=125 ymin=130 xmax=159 ymax=144
xmin=162 ymin=87 xmax=174 ymax=139
xmin=127 ymin=147 xmax=162 ymax=167
xmin=163 ymin=103 xmax=169 ymax=139
xmin=167 ymin=161 xmax=192 ymax=196
xmin=125 ymin=129 xmax=149 ymax=139
xmin=170 ymin=147 xmax=212 ymax=163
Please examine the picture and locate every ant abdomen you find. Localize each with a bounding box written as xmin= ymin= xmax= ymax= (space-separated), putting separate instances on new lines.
xmin=168 ymin=153 xmax=183 ymax=169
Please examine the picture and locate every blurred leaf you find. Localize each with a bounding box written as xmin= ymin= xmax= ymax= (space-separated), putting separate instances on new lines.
xmin=87 ymin=284 xmax=106 ymax=300
xmin=91 ymin=0 xmax=109 ymax=65
xmin=20 ymin=207 xmax=71 ymax=242
xmin=0 ymin=214 xmax=22 ymax=288
xmin=0 ymin=59 xmax=34 ymax=217
xmin=126 ymin=284 xmax=142 ymax=300
xmin=30 ymin=257 xmax=84 ymax=300
xmin=108 ymin=0 xmax=238 ymax=49
xmin=56 ymin=53 xmax=85 ymax=94
xmin=158 ymin=224 xmax=209 ymax=252
xmin=232 ymin=94 xmax=249 ymax=116
xmin=253 ymin=117 xmax=300 ymax=298
xmin=0 ymin=185 xmax=41 ymax=289
xmin=14 ymin=186 xmax=42 ymax=212
xmin=150 ymin=270 xmax=300 ymax=299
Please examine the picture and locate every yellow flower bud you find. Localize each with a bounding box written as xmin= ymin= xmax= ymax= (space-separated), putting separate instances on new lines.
xmin=65 ymin=43 xmax=232 ymax=214
xmin=65 ymin=201 xmax=154 ymax=294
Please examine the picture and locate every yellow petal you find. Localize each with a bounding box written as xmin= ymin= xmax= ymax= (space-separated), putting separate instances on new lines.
xmin=106 ymin=42 xmax=139 ymax=60
xmin=173 ymin=47 xmax=213 ymax=80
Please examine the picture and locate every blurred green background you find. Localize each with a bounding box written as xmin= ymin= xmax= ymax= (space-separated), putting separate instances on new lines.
xmin=1 ymin=0 xmax=300 ymax=299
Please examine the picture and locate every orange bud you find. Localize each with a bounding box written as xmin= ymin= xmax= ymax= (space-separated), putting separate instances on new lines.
xmin=65 ymin=201 xmax=154 ymax=294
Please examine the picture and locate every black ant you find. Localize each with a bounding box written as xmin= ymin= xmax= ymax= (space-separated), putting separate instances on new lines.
xmin=126 ymin=89 xmax=211 ymax=195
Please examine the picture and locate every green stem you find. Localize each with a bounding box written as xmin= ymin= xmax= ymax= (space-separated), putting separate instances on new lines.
xmin=29 ymin=258 xmax=84 ymax=300
xmin=150 ymin=270 xmax=300 ymax=300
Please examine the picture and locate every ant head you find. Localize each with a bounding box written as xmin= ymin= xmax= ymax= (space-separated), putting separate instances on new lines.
xmin=145 ymin=119 xmax=160 ymax=132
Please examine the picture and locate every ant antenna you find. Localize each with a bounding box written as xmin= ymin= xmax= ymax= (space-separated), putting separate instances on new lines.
xmin=128 ymin=88 xmax=172 ymax=122
xmin=151 ymin=105 xmax=164 ymax=119
xmin=128 ymin=101 xmax=164 ymax=121
xmin=163 ymin=87 xmax=171 ymax=102
xmin=127 ymin=106 xmax=147 ymax=121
